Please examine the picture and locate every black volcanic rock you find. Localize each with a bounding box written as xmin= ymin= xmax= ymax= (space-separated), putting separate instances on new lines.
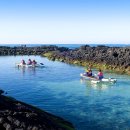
xmin=0 ymin=45 xmax=130 ymax=74
xmin=0 ymin=90 xmax=4 ymax=95
xmin=42 ymin=45 xmax=130 ymax=74
xmin=0 ymin=91 xmax=74 ymax=130
xmin=0 ymin=45 xmax=68 ymax=56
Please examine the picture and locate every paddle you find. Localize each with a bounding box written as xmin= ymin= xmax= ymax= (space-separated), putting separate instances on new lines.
xmin=40 ymin=63 xmax=44 ymax=65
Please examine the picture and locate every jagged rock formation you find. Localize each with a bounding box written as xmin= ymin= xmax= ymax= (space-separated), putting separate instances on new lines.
xmin=42 ymin=45 xmax=130 ymax=74
xmin=0 ymin=90 xmax=74 ymax=130
xmin=0 ymin=44 xmax=130 ymax=74
xmin=0 ymin=45 xmax=68 ymax=56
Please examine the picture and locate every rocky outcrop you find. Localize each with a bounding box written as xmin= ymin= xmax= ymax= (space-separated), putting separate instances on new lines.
xmin=42 ymin=45 xmax=130 ymax=75
xmin=0 ymin=90 xmax=74 ymax=130
xmin=0 ymin=44 xmax=130 ymax=74
xmin=0 ymin=45 xmax=68 ymax=56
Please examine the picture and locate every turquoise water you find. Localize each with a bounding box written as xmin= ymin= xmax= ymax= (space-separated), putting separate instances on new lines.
xmin=0 ymin=56 xmax=130 ymax=130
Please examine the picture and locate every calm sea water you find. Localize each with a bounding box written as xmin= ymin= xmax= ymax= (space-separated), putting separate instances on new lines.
xmin=0 ymin=56 xmax=130 ymax=130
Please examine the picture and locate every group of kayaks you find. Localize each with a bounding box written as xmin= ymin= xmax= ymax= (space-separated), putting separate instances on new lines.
xmin=80 ymin=73 xmax=117 ymax=84
xmin=15 ymin=60 xmax=117 ymax=84
xmin=15 ymin=63 xmax=44 ymax=68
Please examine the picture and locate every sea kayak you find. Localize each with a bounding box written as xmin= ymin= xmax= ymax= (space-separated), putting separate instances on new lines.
xmin=15 ymin=63 xmax=44 ymax=68
xmin=80 ymin=73 xmax=117 ymax=83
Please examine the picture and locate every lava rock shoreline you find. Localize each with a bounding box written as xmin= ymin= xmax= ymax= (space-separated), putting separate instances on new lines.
xmin=0 ymin=44 xmax=130 ymax=74
xmin=42 ymin=45 xmax=130 ymax=75
xmin=0 ymin=45 xmax=68 ymax=56
xmin=0 ymin=90 xmax=74 ymax=130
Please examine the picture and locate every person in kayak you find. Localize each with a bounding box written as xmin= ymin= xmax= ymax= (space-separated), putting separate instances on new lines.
xmin=86 ymin=68 xmax=93 ymax=77
xmin=21 ymin=59 xmax=26 ymax=65
xmin=97 ymin=69 xmax=104 ymax=80
xmin=27 ymin=59 xmax=32 ymax=65
xmin=32 ymin=60 xmax=37 ymax=65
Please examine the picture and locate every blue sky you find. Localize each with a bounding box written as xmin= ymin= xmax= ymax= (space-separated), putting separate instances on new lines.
xmin=0 ymin=0 xmax=130 ymax=44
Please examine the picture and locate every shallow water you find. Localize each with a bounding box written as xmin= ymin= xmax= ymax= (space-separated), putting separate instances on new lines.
xmin=0 ymin=56 xmax=130 ymax=130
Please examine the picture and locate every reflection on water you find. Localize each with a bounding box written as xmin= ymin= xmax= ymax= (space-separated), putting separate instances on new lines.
xmin=80 ymin=78 xmax=115 ymax=91
xmin=16 ymin=67 xmax=36 ymax=76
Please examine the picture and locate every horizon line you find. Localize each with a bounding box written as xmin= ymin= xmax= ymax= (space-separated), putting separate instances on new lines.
xmin=0 ymin=43 xmax=130 ymax=45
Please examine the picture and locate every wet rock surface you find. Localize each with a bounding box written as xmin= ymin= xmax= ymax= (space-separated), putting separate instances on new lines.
xmin=0 ymin=90 xmax=74 ymax=130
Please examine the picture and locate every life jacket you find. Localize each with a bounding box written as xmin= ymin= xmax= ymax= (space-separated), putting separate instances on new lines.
xmin=28 ymin=60 xmax=32 ymax=65
xmin=22 ymin=60 xmax=26 ymax=64
xmin=86 ymin=71 xmax=92 ymax=77
xmin=98 ymin=72 xmax=103 ymax=77
xmin=32 ymin=61 xmax=37 ymax=64
xmin=87 ymin=71 xmax=92 ymax=77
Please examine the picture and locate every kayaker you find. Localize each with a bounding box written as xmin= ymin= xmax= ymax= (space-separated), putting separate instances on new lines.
xmin=21 ymin=59 xmax=26 ymax=65
xmin=86 ymin=68 xmax=92 ymax=77
xmin=32 ymin=60 xmax=37 ymax=65
xmin=97 ymin=69 xmax=104 ymax=80
xmin=27 ymin=59 xmax=32 ymax=65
